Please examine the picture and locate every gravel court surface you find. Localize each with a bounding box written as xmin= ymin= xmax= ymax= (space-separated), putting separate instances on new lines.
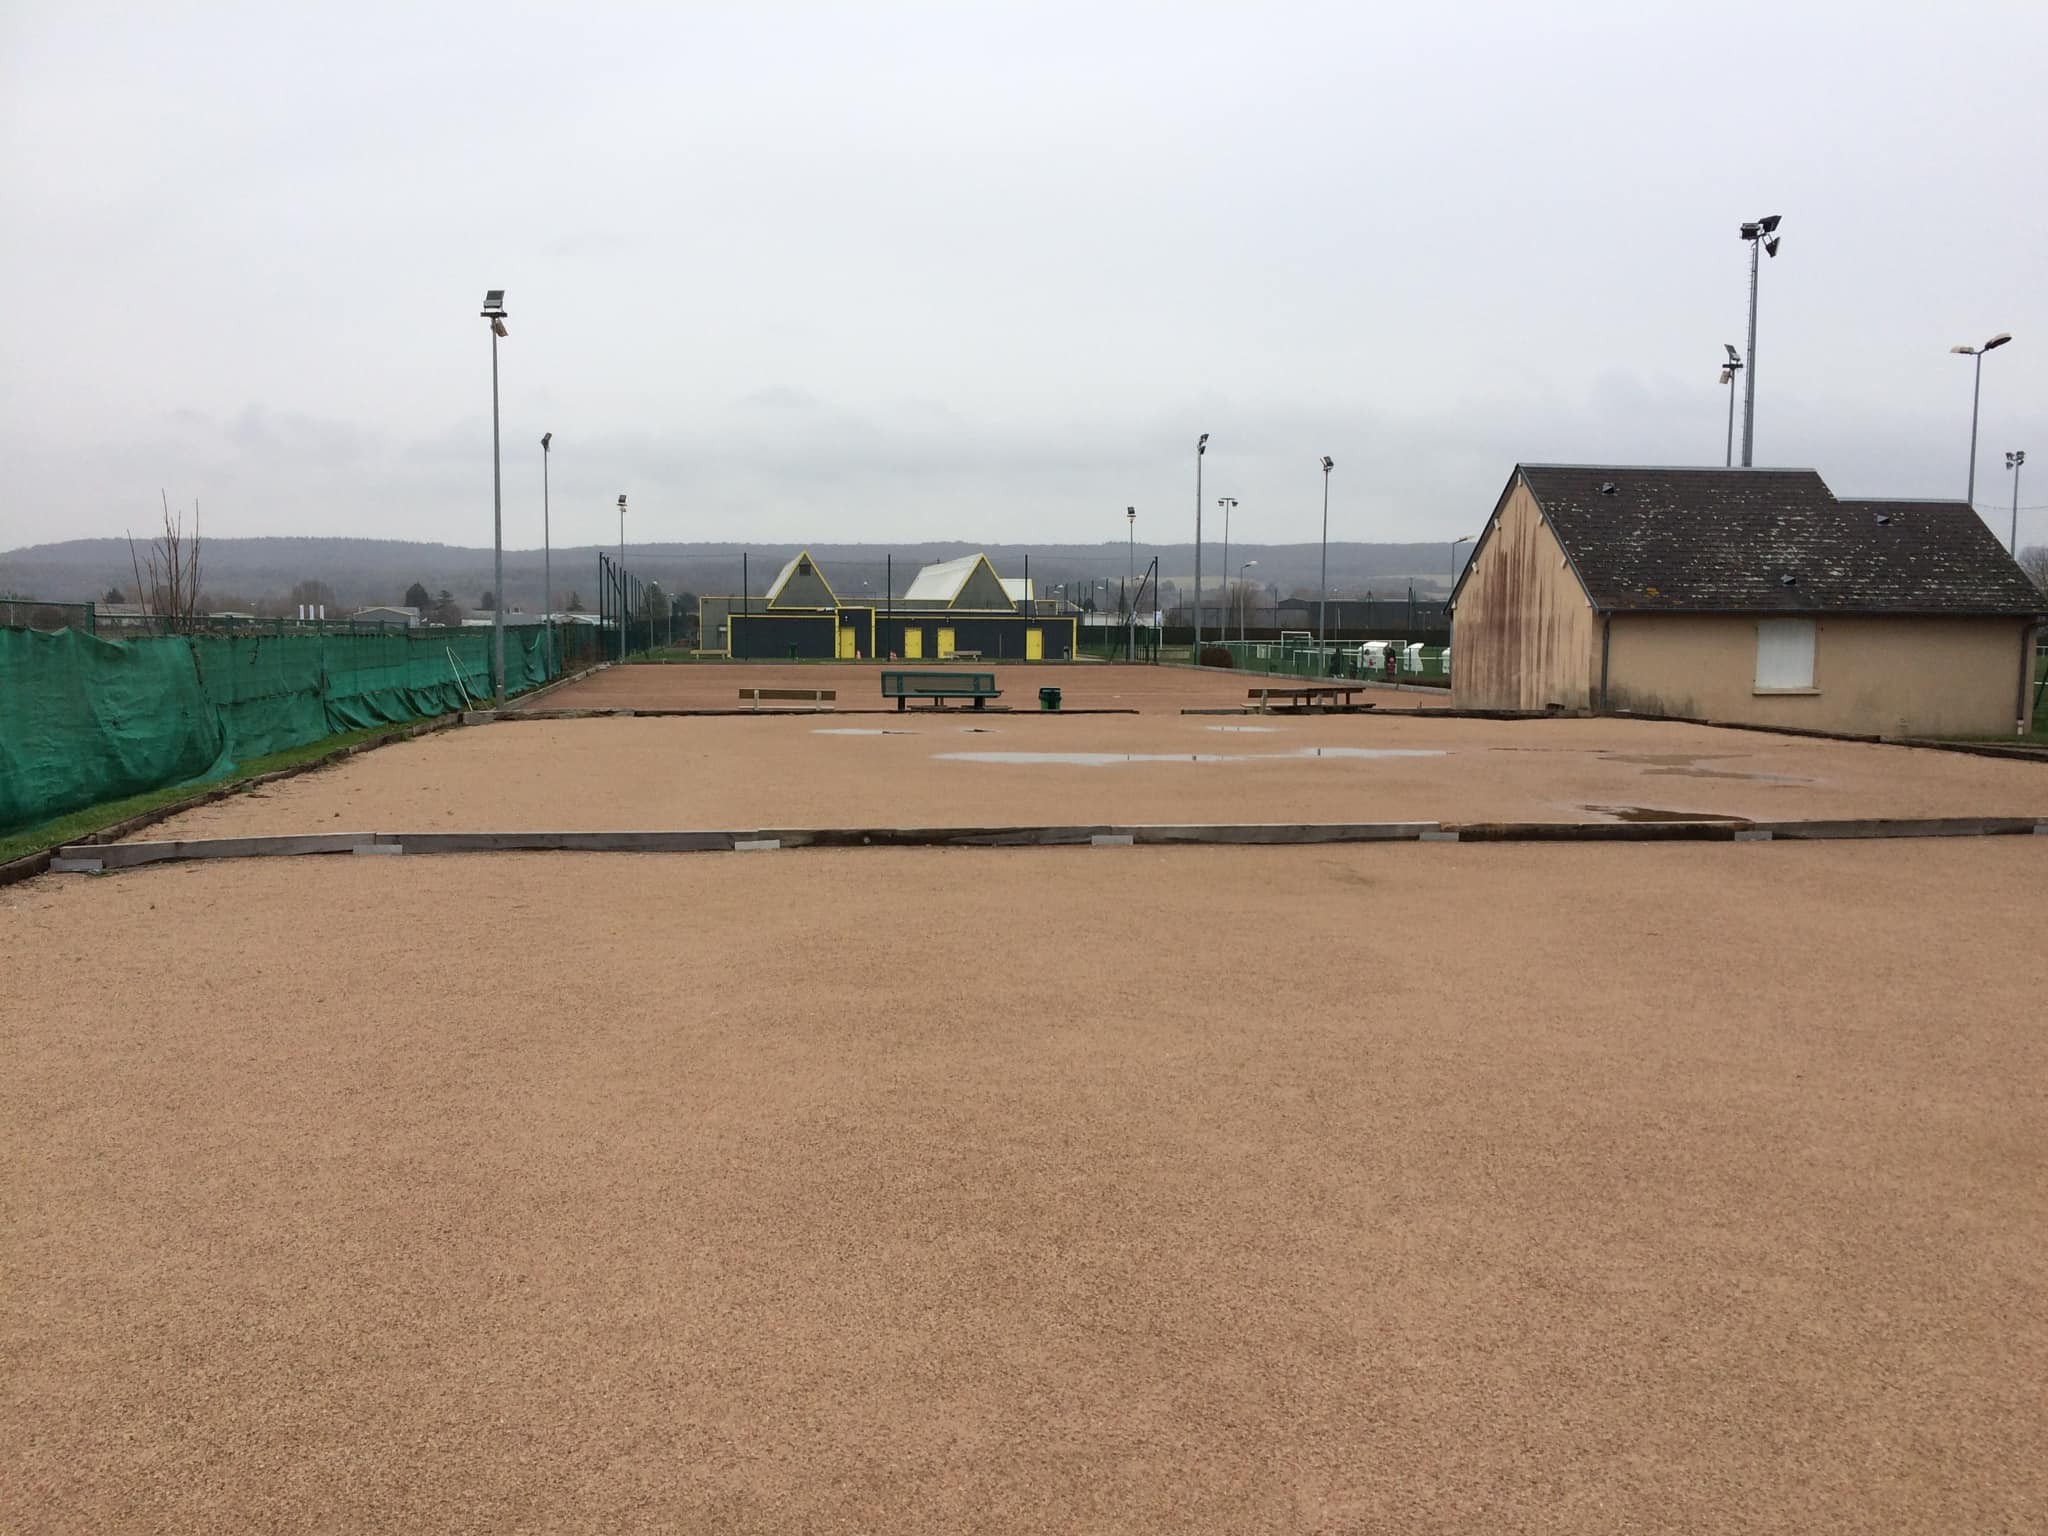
xmin=126 ymin=711 xmax=2048 ymax=842
xmin=515 ymin=660 xmax=1452 ymax=714
xmin=4 ymin=840 xmax=2046 ymax=1532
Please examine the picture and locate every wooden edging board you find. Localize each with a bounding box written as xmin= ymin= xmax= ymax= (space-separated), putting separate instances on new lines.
xmin=46 ymin=816 xmax=2048 ymax=873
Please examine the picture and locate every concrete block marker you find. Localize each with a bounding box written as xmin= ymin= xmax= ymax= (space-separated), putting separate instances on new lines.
xmin=1419 ymin=829 xmax=1461 ymax=842
xmin=352 ymin=843 xmax=405 ymax=856
xmin=50 ymin=857 xmax=104 ymax=874
xmin=2037 ymin=823 xmax=2048 ymax=836
xmin=1090 ymin=833 xmax=1136 ymax=847
xmin=1733 ymin=829 xmax=1774 ymax=842
xmin=733 ymin=838 xmax=781 ymax=852
xmin=461 ymin=710 xmax=498 ymax=725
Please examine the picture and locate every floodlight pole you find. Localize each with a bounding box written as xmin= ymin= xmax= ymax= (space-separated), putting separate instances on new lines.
xmin=1318 ymin=457 xmax=1334 ymax=664
xmin=485 ymin=302 xmax=507 ymax=707
xmin=541 ymin=433 xmax=553 ymax=672
xmin=618 ymin=494 xmax=627 ymax=662
xmin=2010 ymin=451 xmax=2027 ymax=556
xmin=1956 ymin=334 xmax=2014 ymax=508
xmin=1193 ymin=436 xmax=1208 ymax=660
xmin=1218 ymin=497 xmax=1236 ymax=651
xmin=1239 ymin=560 xmax=1257 ymax=647
xmin=1126 ymin=507 xmax=1136 ymax=662
xmin=1968 ymin=351 xmax=1987 ymax=509
xmin=1742 ymin=235 xmax=1760 ymax=467
xmin=1722 ymin=355 xmax=1742 ymax=467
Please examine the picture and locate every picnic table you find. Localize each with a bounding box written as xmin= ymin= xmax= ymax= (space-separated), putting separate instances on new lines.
xmin=882 ymin=670 xmax=1001 ymax=710
xmin=1247 ymin=684 xmax=1375 ymax=713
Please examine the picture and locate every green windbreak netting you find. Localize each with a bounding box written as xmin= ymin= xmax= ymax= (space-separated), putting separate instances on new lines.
xmin=0 ymin=625 xmax=562 ymax=836
xmin=0 ymin=628 xmax=228 ymax=833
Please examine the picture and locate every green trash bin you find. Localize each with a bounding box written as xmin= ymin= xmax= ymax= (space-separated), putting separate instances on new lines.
xmin=1038 ymin=685 xmax=1062 ymax=712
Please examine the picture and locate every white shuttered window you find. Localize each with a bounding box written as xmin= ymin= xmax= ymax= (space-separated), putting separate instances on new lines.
xmin=1754 ymin=618 xmax=1816 ymax=690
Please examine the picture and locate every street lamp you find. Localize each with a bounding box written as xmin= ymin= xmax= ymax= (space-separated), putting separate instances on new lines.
xmin=1318 ymin=457 xmax=1334 ymax=665
xmin=1451 ymin=534 xmax=1473 ymax=595
xmin=1717 ymin=344 xmax=1744 ymax=468
xmin=1217 ymin=497 xmax=1237 ymax=651
xmin=617 ymin=493 xmax=627 ymax=662
xmin=1952 ymin=333 xmax=2013 ymax=509
xmin=1194 ymin=434 xmax=1209 ymax=659
xmin=1737 ymin=215 xmax=1782 ymax=466
xmin=2008 ymin=450 xmax=2028 ymax=557
xmin=1239 ymin=560 xmax=1258 ymax=647
xmin=540 ymin=432 xmax=553 ymax=671
xmin=1126 ymin=506 xmax=1136 ymax=662
xmin=481 ymin=289 xmax=509 ymax=705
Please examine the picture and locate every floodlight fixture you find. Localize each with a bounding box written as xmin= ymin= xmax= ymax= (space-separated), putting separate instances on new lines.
xmin=1197 ymin=433 xmax=1209 ymax=454
xmin=1758 ymin=214 xmax=1781 ymax=233
xmin=1724 ymin=343 xmax=1741 ymax=366
xmin=2009 ymin=450 xmax=2026 ymax=469
xmin=1764 ymin=236 xmax=1780 ymax=258
xmin=1321 ymin=456 xmax=1334 ymax=472
xmin=541 ymin=431 xmax=552 ymax=449
xmin=481 ymin=289 xmax=507 ymax=316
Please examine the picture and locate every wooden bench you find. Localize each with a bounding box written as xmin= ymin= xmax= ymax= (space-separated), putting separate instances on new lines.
xmin=951 ymin=649 xmax=984 ymax=661
xmin=881 ymin=670 xmax=1001 ymax=710
xmin=1248 ymin=685 xmax=1374 ymax=713
xmin=739 ymin=687 xmax=837 ymax=711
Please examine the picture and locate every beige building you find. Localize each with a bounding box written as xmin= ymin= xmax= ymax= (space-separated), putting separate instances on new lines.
xmin=1450 ymin=465 xmax=2043 ymax=736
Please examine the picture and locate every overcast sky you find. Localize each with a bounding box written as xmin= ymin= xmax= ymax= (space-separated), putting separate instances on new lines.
xmin=3 ymin=1 xmax=2044 ymax=557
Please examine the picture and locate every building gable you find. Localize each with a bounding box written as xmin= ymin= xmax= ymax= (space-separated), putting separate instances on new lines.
xmin=765 ymin=550 xmax=839 ymax=610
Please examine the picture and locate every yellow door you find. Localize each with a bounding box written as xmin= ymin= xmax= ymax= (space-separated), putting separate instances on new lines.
xmin=1025 ymin=627 xmax=1043 ymax=661
xmin=904 ymin=628 xmax=923 ymax=659
xmin=937 ymin=628 xmax=956 ymax=659
xmin=837 ymin=625 xmax=857 ymax=659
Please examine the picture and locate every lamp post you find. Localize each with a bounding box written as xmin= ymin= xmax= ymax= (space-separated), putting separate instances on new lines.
xmin=2009 ymin=451 xmax=2028 ymax=556
xmin=1737 ymin=216 xmax=1781 ymax=466
xmin=1193 ymin=434 xmax=1209 ymax=659
xmin=1717 ymin=345 xmax=1743 ymax=467
xmin=481 ymin=290 xmax=509 ymax=705
xmin=1318 ymin=456 xmax=1334 ymax=664
xmin=540 ymin=432 xmax=553 ymax=670
xmin=1217 ymin=496 xmax=1237 ymax=651
xmin=1239 ymin=560 xmax=1257 ymax=647
xmin=1451 ymin=534 xmax=1473 ymax=595
xmin=617 ymin=493 xmax=627 ymax=662
xmin=1126 ymin=506 xmax=1136 ymax=662
xmin=1952 ymin=333 xmax=2014 ymax=509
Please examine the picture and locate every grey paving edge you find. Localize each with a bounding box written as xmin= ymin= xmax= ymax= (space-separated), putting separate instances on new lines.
xmin=49 ymin=815 xmax=2048 ymax=874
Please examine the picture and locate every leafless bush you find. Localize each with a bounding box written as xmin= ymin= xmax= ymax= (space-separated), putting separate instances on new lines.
xmin=127 ymin=493 xmax=203 ymax=626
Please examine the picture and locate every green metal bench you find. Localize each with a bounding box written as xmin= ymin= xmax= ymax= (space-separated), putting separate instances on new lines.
xmin=881 ymin=670 xmax=1001 ymax=710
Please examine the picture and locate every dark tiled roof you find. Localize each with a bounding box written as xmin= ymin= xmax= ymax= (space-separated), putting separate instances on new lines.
xmin=1514 ymin=465 xmax=2044 ymax=616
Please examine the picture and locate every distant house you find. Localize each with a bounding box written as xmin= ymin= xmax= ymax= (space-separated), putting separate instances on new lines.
xmin=1449 ymin=465 xmax=2043 ymax=735
xmin=351 ymin=605 xmax=419 ymax=627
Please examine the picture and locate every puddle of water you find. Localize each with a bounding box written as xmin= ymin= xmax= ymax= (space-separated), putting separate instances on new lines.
xmin=1642 ymin=765 xmax=1811 ymax=784
xmin=1582 ymin=804 xmax=1753 ymax=823
xmin=934 ymin=747 xmax=1446 ymax=767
